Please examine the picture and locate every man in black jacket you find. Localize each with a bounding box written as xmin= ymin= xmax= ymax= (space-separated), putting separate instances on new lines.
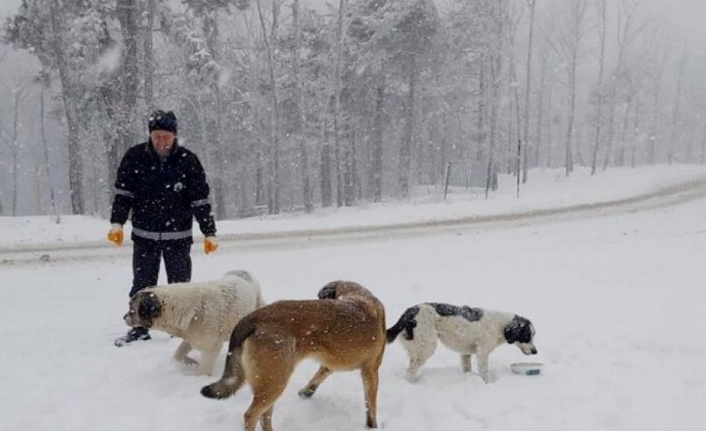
xmin=108 ymin=110 xmax=219 ymax=346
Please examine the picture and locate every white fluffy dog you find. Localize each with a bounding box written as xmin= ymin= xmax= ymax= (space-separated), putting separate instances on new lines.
xmin=123 ymin=270 xmax=266 ymax=375
xmin=386 ymin=303 xmax=537 ymax=383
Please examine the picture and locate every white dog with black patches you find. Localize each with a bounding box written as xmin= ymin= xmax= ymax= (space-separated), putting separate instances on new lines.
xmin=386 ymin=303 xmax=537 ymax=383
xmin=123 ymin=270 xmax=266 ymax=375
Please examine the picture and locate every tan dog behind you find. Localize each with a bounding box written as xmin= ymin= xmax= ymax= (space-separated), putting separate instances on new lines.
xmin=201 ymin=280 xmax=386 ymax=431
xmin=123 ymin=270 xmax=265 ymax=375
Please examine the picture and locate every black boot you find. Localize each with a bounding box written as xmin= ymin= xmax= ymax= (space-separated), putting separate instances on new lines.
xmin=115 ymin=327 xmax=151 ymax=347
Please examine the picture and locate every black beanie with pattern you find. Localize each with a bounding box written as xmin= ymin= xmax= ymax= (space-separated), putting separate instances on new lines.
xmin=148 ymin=110 xmax=177 ymax=135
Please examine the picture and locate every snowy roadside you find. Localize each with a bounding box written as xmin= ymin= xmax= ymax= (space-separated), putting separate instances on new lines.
xmin=2 ymin=165 xmax=706 ymax=258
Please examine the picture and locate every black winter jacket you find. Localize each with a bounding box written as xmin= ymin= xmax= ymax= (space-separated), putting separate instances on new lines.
xmin=110 ymin=140 xmax=216 ymax=243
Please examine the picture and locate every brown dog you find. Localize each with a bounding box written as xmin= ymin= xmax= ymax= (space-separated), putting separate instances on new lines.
xmin=201 ymin=281 xmax=386 ymax=431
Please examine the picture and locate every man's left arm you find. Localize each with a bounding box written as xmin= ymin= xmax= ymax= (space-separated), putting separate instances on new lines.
xmin=188 ymin=154 xmax=217 ymax=238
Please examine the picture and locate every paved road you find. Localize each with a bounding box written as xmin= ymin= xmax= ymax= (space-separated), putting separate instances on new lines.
xmin=3 ymin=178 xmax=706 ymax=266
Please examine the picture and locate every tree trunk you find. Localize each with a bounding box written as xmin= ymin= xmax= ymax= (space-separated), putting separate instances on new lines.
xmin=320 ymin=96 xmax=333 ymax=207
xmin=521 ymin=0 xmax=536 ymax=184
xmin=370 ymin=71 xmax=385 ymax=202
xmin=292 ymin=0 xmax=313 ymax=212
xmin=11 ymin=90 xmax=21 ymax=216
xmin=203 ymin=13 xmax=227 ymax=219
xmin=565 ymin=49 xmax=578 ymax=177
xmin=591 ymin=0 xmax=606 ymax=175
xmin=485 ymin=50 xmax=502 ymax=198
xmin=320 ymin=141 xmax=333 ymax=207
xmin=117 ymin=0 xmax=140 ymax=164
xmin=700 ymin=119 xmax=706 ymax=165
xmin=399 ymin=57 xmax=417 ymax=198
xmin=255 ymin=150 xmax=266 ymax=206
xmin=49 ymin=0 xmax=84 ymax=214
xmin=332 ymin=0 xmax=347 ymax=207
xmin=40 ymin=84 xmax=59 ymax=222
xmin=256 ymin=0 xmax=281 ymax=214
xmin=630 ymin=96 xmax=641 ymax=168
xmin=647 ymin=56 xmax=665 ymax=165
xmin=343 ymin=124 xmax=356 ymax=206
xmin=143 ymin=0 xmax=156 ymax=111
xmin=668 ymin=48 xmax=687 ymax=165
xmin=510 ymin=60 xmax=522 ymax=196
xmin=534 ymin=41 xmax=550 ymax=168
xmin=476 ymin=55 xmax=487 ymax=164
xmin=602 ymin=67 xmax=621 ymax=170
xmin=616 ymin=94 xmax=632 ymax=166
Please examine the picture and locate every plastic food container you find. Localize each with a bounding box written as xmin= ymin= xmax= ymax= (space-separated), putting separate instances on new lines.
xmin=510 ymin=362 xmax=543 ymax=375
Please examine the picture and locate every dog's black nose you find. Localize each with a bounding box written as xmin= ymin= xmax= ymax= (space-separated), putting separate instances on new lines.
xmin=531 ymin=347 xmax=538 ymax=355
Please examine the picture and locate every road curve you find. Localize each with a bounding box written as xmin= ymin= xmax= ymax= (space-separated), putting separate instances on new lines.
xmin=3 ymin=177 xmax=706 ymax=267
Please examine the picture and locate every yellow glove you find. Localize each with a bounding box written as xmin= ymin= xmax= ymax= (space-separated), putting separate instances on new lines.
xmin=204 ymin=236 xmax=219 ymax=254
xmin=107 ymin=223 xmax=124 ymax=246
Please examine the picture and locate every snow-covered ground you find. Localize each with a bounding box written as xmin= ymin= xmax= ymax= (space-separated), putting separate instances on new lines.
xmin=3 ymin=164 xmax=706 ymax=249
xmin=1 ymin=165 xmax=706 ymax=431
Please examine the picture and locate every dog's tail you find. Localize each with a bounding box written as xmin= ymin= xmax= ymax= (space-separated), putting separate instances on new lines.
xmin=201 ymin=316 xmax=257 ymax=400
xmin=386 ymin=305 xmax=420 ymax=343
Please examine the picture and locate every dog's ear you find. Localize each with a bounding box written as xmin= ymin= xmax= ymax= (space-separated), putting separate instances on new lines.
xmin=504 ymin=315 xmax=531 ymax=344
xmin=318 ymin=282 xmax=338 ymax=300
xmin=138 ymin=292 xmax=162 ymax=322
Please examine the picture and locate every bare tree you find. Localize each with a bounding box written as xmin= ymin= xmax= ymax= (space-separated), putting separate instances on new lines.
xmin=0 ymin=82 xmax=28 ymax=215
xmin=668 ymin=42 xmax=688 ymax=165
xmin=332 ymin=0 xmax=347 ymax=206
xmin=521 ymin=0 xmax=537 ymax=184
xmin=630 ymin=95 xmax=641 ymax=168
xmin=370 ymin=70 xmax=385 ymax=202
xmin=645 ymin=36 xmax=669 ymax=165
xmin=291 ymin=0 xmax=313 ymax=212
xmin=548 ymin=0 xmax=589 ymax=177
xmin=485 ymin=0 xmax=508 ymax=197
xmin=700 ymin=116 xmax=706 ymax=165
xmin=201 ymin=12 xmax=227 ymax=219
xmin=48 ymin=0 xmax=84 ymax=214
xmin=143 ymin=0 xmax=156 ymax=111
xmin=533 ymin=37 xmax=553 ymax=168
xmin=255 ymin=0 xmax=281 ymax=214
xmin=602 ymin=0 xmax=646 ymax=170
xmin=590 ymin=0 xmax=607 ymax=175
xmin=37 ymin=71 xmax=59 ymax=222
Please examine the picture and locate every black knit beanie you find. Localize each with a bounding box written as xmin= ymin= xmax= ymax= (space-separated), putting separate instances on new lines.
xmin=148 ymin=110 xmax=178 ymax=135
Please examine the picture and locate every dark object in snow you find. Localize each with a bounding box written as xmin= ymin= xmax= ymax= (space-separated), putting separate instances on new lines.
xmin=114 ymin=327 xmax=151 ymax=347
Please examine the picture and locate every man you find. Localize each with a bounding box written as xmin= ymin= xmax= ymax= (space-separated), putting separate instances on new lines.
xmin=107 ymin=109 xmax=219 ymax=347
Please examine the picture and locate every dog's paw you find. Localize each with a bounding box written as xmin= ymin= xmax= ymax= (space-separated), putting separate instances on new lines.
xmin=480 ymin=373 xmax=497 ymax=384
xmin=201 ymin=384 xmax=221 ymax=399
xmin=298 ymin=387 xmax=316 ymax=398
xmin=180 ymin=356 xmax=199 ymax=367
xmin=405 ymin=372 xmax=420 ymax=384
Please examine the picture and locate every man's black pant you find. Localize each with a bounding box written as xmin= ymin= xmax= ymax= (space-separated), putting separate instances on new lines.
xmin=129 ymin=239 xmax=192 ymax=297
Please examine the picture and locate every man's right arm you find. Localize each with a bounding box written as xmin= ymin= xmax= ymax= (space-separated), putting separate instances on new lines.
xmin=110 ymin=149 xmax=136 ymax=225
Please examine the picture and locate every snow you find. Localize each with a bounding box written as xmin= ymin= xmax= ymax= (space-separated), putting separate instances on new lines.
xmin=3 ymin=164 xmax=706 ymax=248
xmin=1 ymin=164 xmax=706 ymax=431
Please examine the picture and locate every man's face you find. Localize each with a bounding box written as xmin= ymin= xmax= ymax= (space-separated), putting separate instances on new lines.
xmin=150 ymin=130 xmax=176 ymax=156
